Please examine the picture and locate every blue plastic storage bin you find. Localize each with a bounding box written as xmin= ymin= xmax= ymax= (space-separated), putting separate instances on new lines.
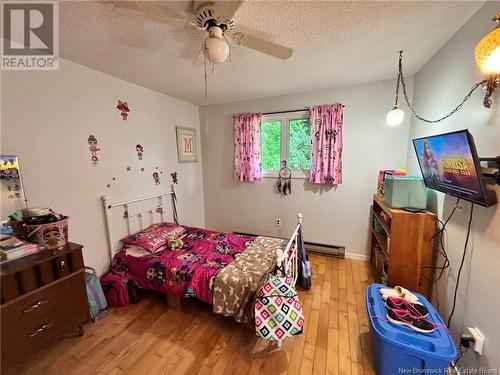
xmin=366 ymin=284 xmax=457 ymax=375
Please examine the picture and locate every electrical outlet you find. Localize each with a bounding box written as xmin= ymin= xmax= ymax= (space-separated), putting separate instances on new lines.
xmin=468 ymin=327 xmax=485 ymax=355
xmin=275 ymin=218 xmax=281 ymax=226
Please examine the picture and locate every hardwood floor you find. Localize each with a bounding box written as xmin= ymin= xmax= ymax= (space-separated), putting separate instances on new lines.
xmin=9 ymin=256 xmax=376 ymax=375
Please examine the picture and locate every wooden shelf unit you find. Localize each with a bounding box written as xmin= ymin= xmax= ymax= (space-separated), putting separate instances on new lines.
xmin=369 ymin=194 xmax=437 ymax=299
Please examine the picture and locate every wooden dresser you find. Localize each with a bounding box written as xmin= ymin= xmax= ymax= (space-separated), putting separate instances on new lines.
xmin=370 ymin=195 xmax=437 ymax=299
xmin=1 ymin=242 xmax=89 ymax=372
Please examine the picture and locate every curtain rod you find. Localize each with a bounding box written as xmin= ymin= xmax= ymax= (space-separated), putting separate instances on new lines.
xmin=233 ymin=105 xmax=346 ymax=118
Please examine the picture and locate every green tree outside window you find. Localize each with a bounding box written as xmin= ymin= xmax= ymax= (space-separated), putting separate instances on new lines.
xmin=261 ymin=118 xmax=311 ymax=171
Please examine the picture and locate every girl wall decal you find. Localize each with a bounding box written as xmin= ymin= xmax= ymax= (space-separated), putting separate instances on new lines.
xmin=136 ymin=144 xmax=144 ymax=160
xmin=152 ymin=172 xmax=160 ymax=185
xmin=87 ymin=135 xmax=101 ymax=165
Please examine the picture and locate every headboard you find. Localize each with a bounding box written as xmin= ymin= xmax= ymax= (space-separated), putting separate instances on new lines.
xmin=101 ymin=172 xmax=179 ymax=263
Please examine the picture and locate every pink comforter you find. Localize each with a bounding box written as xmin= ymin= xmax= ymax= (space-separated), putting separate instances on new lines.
xmin=112 ymin=226 xmax=255 ymax=304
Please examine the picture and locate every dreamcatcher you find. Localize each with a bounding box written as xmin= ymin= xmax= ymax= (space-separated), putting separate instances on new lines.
xmin=277 ymin=160 xmax=292 ymax=195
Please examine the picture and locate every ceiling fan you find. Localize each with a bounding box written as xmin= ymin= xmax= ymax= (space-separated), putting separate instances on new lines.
xmin=109 ymin=1 xmax=293 ymax=64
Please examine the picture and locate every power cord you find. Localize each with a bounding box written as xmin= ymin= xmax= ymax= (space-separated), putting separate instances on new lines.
xmin=447 ymin=202 xmax=474 ymax=328
xmin=422 ymin=197 xmax=461 ymax=285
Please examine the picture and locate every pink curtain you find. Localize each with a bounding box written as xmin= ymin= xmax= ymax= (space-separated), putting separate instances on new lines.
xmin=233 ymin=113 xmax=262 ymax=181
xmin=309 ymin=103 xmax=344 ymax=185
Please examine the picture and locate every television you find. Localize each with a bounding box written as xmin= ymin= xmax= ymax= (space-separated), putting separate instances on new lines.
xmin=413 ymin=130 xmax=497 ymax=207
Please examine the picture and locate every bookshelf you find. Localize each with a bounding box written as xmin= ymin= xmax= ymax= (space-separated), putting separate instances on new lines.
xmin=370 ymin=194 xmax=437 ymax=299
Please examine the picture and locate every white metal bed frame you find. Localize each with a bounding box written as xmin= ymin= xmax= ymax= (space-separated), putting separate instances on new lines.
xmin=101 ymin=173 xmax=302 ymax=284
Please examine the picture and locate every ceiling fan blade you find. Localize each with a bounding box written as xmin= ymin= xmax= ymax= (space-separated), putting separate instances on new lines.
xmin=109 ymin=1 xmax=201 ymax=31
xmin=231 ymin=32 xmax=293 ymax=60
xmin=217 ymin=1 xmax=244 ymax=19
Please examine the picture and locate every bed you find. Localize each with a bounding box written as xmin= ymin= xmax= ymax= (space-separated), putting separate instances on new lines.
xmin=101 ymin=173 xmax=303 ymax=333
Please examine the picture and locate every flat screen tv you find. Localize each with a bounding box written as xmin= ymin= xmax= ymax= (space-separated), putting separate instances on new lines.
xmin=413 ymin=130 xmax=497 ymax=207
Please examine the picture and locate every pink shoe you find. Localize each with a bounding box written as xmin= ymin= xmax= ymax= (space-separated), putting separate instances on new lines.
xmin=385 ymin=296 xmax=429 ymax=318
xmin=386 ymin=308 xmax=435 ymax=333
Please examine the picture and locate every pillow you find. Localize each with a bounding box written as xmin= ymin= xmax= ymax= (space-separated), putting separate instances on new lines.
xmin=124 ymin=245 xmax=151 ymax=257
xmin=121 ymin=223 xmax=185 ymax=252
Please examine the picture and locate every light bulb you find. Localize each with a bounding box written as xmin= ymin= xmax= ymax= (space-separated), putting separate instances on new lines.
xmin=205 ymin=26 xmax=229 ymax=64
xmin=386 ymin=106 xmax=404 ymax=126
xmin=475 ymin=14 xmax=500 ymax=76
xmin=480 ymin=46 xmax=500 ymax=75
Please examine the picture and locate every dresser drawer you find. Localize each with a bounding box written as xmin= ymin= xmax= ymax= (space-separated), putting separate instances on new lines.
xmin=1 ymin=271 xmax=88 ymax=369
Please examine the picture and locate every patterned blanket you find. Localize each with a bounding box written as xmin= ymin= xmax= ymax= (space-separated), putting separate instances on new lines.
xmin=212 ymin=236 xmax=286 ymax=324
xmin=112 ymin=226 xmax=255 ymax=304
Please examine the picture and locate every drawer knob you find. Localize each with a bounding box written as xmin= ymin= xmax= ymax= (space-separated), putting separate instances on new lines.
xmin=23 ymin=299 xmax=49 ymax=313
xmin=60 ymin=260 xmax=66 ymax=272
xmin=28 ymin=321 xmax=54 ymax=337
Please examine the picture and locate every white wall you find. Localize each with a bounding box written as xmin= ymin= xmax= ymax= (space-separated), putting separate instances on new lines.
xmin=406 ymin=1 xmax=499 ymax=369
xmin=1 ymin=58 xmax=205 ymax=275
xmin=201 ymin=78 xmax=414 ymax=257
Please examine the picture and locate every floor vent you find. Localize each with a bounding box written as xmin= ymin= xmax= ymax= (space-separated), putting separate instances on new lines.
xmin=234 ymin=232 xmax=345 ymax=259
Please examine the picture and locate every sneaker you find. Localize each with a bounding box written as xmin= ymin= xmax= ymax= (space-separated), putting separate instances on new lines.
xmin=386 ymin=308 xmax=435 ymax=333
xmin=380 ymin=286 xmax=419 ymax=303
xmin=385 ymin=296 xmax=429 ymax=318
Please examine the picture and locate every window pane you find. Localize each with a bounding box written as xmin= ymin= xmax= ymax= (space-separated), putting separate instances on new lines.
xmin=289 ymin=118 xmax=311 ymax=170
xmin=261 ymin=121 xmax=281 ymax=170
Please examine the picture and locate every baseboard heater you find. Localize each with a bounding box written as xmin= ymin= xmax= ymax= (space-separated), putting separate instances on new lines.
xmin=234 ymin=231 xmax=345 ymax=259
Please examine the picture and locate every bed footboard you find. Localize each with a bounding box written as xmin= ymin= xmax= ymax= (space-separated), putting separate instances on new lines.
xmin=276 ymin=213 xmax=302 ymax=286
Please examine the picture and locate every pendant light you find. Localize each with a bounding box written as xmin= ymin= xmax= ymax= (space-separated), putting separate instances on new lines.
xmin=386 ymin=52 xmax=404 ymax=126
xmin=475 ymin=13 xmax=500 ymax=76
xmin=386 ymin=106 xmax=404 ymax=126
xmin=475 ymin=13 xmax=500 ymax=108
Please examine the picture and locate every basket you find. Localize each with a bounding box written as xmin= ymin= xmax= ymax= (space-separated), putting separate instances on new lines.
xmin=25 ymin=216 xmax=69 ymax=249
xmin=9 ymin=220 xmax=28 ymax=240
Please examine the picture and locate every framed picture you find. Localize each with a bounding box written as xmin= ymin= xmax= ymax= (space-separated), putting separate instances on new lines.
xmin=176 ymin=126 xmax=197 ymax=163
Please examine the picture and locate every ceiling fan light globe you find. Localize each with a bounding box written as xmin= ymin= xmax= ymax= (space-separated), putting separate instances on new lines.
xmin=386 ymin=107 xmax=404 ymax=126
xmin=205 ymin=37 xmax=229 ymax=64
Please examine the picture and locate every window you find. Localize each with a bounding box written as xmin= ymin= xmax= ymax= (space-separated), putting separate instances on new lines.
xmin=261 ymin=111 xmax=311 ymax=177
xmin=261 ymin=120 xmax=281 ymax=171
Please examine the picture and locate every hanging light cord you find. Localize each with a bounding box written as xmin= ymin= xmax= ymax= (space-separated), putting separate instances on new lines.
xmin=203 ymin=36 xmax=209 ymax=132
xmin=396 ymin=51 xmax=487 ymax=124
xmin=203 ymin=36 xmax=211 ymax=107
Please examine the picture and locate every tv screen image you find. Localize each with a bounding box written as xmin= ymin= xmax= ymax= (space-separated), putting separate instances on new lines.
xmin=413 ymin=130 xmax=495 ymax=207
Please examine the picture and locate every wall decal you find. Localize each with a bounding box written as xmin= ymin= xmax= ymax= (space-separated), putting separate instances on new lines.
xmin=140 ymin=167 xmax=145 ymax=172
xmin=112 ymin=177 xmax=116 ymax=181
xmin=116 ymin=100 xmax=130 ymax=121
xmin=153 ymin=172 xmax=160 ymax=185
xmin=136 ymin=144 xmax=144 ymax=160
xmin=106 ymin=183 xmax=111 ymax=188
xmin=171 ymin=172 xmax=178 ymax=185
xmin=126 ymin=166 xmax=131 ymax=172
xmin=87 ymin=135 xmax=101 ymax=165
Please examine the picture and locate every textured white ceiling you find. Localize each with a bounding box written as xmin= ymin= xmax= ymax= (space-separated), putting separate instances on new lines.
xmin=59 ymin=1 xmax=485 ymax=105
